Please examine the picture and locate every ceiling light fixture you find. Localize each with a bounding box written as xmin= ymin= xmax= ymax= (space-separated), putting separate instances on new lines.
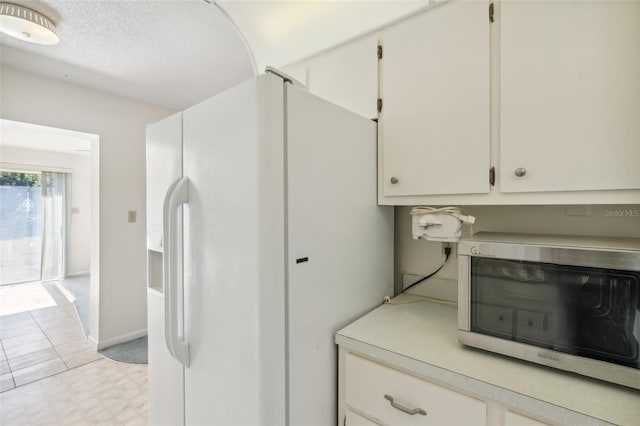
xmin=0 ymin=2 xmax=59 ymax=45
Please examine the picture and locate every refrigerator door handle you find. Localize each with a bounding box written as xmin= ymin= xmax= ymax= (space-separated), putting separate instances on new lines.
xmin=162 ymin=177 xmax=191 ymax=367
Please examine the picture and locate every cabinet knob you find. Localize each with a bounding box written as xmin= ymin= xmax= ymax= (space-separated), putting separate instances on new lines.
xmin=514 ymin=168 xmax=527 ymax=177
xmin=390 ymin=176 xmax=399 ymax=184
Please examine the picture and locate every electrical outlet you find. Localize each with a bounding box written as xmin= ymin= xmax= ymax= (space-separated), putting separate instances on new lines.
xmin=443 ymin=242 xmax=455 ymax=257
xmin=128 ymin=210 xmax=137 ymax=223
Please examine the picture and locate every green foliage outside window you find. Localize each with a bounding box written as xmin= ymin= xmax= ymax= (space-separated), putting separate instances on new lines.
xmin=0 ymin=172 xmax=42 ymax=187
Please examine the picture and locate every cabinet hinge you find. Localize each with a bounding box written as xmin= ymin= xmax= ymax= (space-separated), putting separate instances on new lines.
xmin=489 ymin=166 xmax=495 ymax=186
xmin=377 ymin=98 xmax=383 ymax=113
xmin=377 ymin=45 xmax=383 ymax=60
xmin=489 ymin=2 xmax=494 ymax=23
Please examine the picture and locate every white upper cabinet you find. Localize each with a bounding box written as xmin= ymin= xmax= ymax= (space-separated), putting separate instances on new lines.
xmin=379 ymin=0 xmax=491 ymax=198
xmin=500 ymin=0 xmax=640 ymax=193
xmin=282 ymin=34 xmax=379 ymax=119
xmin=307 ymin=34 xmax=380 ymax=119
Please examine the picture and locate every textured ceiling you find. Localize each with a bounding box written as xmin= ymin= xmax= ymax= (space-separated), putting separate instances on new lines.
xmin=0 ymin=0 xmax=431 ymax=111
xmin=0 ymin=0 xmax=256 ymax=111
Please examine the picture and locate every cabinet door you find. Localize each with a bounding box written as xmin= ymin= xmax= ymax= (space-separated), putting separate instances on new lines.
xmin=380 ymin=1 xmax=490 ymax=197
xmin=500 ymin=0 xmax=640 ymax=193
xmin=308 ymin=34 xmax=379 ymax=119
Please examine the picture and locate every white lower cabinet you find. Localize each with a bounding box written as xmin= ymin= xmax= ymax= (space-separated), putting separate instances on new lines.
xmin=346 ymin=409 xmax=381 ymax=426
xmin=504 ymin=411 xmax=550 ymax=426
xmin=341 ymin=353 xmax=558 ymax=426
xmin=344 ymin=353 xmax=486 ymax=425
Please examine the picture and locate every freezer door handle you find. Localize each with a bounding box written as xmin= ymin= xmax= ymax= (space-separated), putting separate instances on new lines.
xmin=162 ymin=177 xmax=190 ymax=367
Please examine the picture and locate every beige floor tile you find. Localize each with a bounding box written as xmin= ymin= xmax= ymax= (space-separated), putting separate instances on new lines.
xmin=12 ymin=357 xmax=67 ymax=387
xmin=51 ymin=398 xmax=86 ymax=420
xmin=39 ymin=379 xmax=70 ymax=400
xmin=84 ymin=405 xmax=112 ymax=423
xmin=0 ymin=360 xmax=10 ymax=377
xmin=0 ymin=323 xmax=42 ymax=339
xmin=35 ymin=316 xmax=77 ymax=331
xmin=26 ymin=404 xmax=58 ymax=424
xmin=0 ymin=410 xmax=30 ymax=426
xmin=61 ymin=349 xmax=102 ymax=369
xmin=47 ymin=330 xmax=85 ymax=347
xmin=114 ymin=407 xmax=141 ymax=423
xmin=0 ymin=391 xmax=23 ymax=413
xmin=4 ymin=338 xmax=53 ymax=359
xmin=0 ymin=372 xmax=15 ymax=392
xmin=2 ymin=359 xmax=149 ymax=425
xmin=130 ymin=392 xmax=148 ymax=413
xmin=102 ymin=396 xmax=131 ymax=415
xmin=43 ymin=322 xmax=84 ymax=338
xmin=0 ymin=283 xmax=149 ymax=423
xmin=56 ymin=414 xmax=88 ymax=425
xmin=7 ymin=347 xmax=59 ymax=371
xmin=0 ymin=311 xmax=32 ymax=324
xmin=123 ymin=416 xmax=148 ymax=426
xmin=30 ymin=306 xmax=69 ymax=317
xmin=0 ymin=316 xmax=36 ymax=330
xmin=1 ymin=329 xmax=47 ymax=349
xmin=24 ymin=398 xmax=54 ymax=416
xmin=31 ymin=309 xmax=71 ymax=322
xmin=54 ymin=339 xmax=90 ymax=356
xmin=17 ymin=380 xmax=46 ymax=397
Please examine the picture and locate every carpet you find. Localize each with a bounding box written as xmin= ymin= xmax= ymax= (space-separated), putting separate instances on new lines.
xmin=99 ymin=335 xmax=148 ymax=364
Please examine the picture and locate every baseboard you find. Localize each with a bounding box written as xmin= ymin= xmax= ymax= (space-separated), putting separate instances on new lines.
xmin=96 ymin=328 xmax=148 ymax=351
xmin=88 ymin=335 xmax=99 ymax=351
xmin=65 ymin=271 xmax=90 ymax=278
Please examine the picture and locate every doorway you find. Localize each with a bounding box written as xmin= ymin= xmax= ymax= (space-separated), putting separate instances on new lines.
xmin=0 ymin=119 xmax=98 ymax=337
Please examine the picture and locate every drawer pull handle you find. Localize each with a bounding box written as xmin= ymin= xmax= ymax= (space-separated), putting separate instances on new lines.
xmin=384 ymin=394 xmax=427 ymax=416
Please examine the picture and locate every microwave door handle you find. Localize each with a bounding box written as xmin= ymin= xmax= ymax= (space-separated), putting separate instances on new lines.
xmin=163 ymin=177 xmax=191 ymax=367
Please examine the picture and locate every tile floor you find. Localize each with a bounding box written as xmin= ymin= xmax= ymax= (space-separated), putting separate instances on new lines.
xmin=0 ymin=281 xmax=102 ymax=392
xmin=0 ymin=358 xmax=148 ymax=425
xmin=0 ymin=281 xmax=149 ymax=425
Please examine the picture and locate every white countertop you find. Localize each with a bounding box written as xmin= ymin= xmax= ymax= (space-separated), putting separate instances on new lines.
xmin=336 ymin=293 xmax=640 ymax=426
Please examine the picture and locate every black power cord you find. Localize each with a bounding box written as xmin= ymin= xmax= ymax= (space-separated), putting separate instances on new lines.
xmin=402 ymin=246 xmax=452 ymax=294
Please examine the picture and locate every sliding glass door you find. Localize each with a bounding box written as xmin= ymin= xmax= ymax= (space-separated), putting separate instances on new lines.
xmin=0 ymin=170 xmax=66 ymax=285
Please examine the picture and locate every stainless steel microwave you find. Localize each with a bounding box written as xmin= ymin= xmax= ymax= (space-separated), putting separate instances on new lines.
xmin=458 ymin=233 xmax=640 ymax=389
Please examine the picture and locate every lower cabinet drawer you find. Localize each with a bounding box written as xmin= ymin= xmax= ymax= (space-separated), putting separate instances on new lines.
xmin=345 ymin=354 xmax=487 ymax=425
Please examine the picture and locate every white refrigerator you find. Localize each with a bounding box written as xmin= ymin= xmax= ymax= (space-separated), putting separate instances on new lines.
xmin=146 ymin=72 xmax=393 ymax=426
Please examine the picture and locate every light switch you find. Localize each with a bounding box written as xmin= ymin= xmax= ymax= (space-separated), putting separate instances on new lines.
xmin=128 ymin=210 xmax=137 ymax=223
xmin=71 ymin=207 xmax=80 ymax=214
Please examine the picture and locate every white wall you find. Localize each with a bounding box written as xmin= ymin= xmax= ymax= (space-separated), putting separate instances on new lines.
xmin=395 ymin=205 xmax=640 ymax=293
xmin=1 ymin=66 xmax=174 ymax=348
xmin=0 ymin=145 xmax=91 ymax=276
